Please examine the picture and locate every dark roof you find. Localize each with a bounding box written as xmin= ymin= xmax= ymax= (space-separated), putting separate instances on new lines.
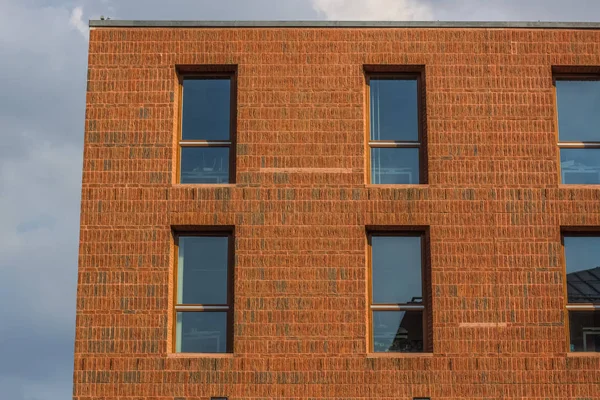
xmin=88 ymin=20 xmax=600 ymax=29
xmin=567 ymin=266 xmax=600 ymax=304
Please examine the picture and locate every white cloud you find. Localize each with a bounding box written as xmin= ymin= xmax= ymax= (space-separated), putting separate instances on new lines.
xmin=312 ymin=0 xmax=433 ymax=20
xmin=69 ymin=6 xmax=88 ymax=38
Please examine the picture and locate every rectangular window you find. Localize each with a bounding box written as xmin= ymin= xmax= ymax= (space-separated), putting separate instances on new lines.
xmin=367 ymin=75 xmax=422 ymax=184
xmin=563 ymin=234 xmax=600 ymax=352
xmin=368 ymin=233 xmax=428 ymax=353
xmin=174 ymin=233 xmax=233 ymax=353
xmin=178 ymin=75 xmax=236 ymax=184
xmin=555 ymin=77 xmax=600 ymax=184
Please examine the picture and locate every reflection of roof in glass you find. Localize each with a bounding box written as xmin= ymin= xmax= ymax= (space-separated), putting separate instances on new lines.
xmin=561 ymin=160 xmax=600 ymax=171
xmin=567 ymin=266 xmax=600 ymax=303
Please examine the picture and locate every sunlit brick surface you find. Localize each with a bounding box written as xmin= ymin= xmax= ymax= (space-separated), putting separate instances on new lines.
xmin=75 ymin=26 xmax=600 ymax=399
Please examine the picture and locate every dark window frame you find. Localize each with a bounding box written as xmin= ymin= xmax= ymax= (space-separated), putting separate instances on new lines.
xmin=561 ymin=231 xmax=600 ymax=352
xmin=554 ymin=74 xmax=600 ymax=184
xmin=365 ymin=73 xmax=425 ymax=184
xmin=177 ymin=72 xmax=237 ymax=184
xmin=367 ymin=231 xmax=430 ymax=353
xmin=172 ymin=231 xmax=234 ymax=353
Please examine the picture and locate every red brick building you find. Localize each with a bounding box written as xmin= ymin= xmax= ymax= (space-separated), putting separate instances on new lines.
xmin=76 ymin=21 xmax=600 ymax=399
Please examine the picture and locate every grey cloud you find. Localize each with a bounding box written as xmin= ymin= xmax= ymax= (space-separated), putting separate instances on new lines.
xmin=107 ymin=0 xmax=318 ymax=20
xmin=427 ymin=0 xmax=600 ymax=21
xmin=0 ymin=1 xmax=89 ymax=399
xmin=310 ymin=0 xmax=600 ymax=21
xmin=0 ymin=0 xmax=88 ymax=160
xmin=0 ymin=140 xmax=82 ymax=399
xmin=0 ymin=376 xmax=70 ymax=400
xmin=0 ymin=323 xmax=73 ymax=381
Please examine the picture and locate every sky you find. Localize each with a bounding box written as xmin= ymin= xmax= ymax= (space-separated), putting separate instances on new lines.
xmin=1 ymin=0 xmax=600 ymax=399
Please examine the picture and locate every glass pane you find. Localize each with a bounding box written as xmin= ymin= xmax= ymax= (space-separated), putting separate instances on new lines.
xmin=182 ymin=79 xmax=231 ymax=141
xmin=180 ymin=147 xmax=230 ymax=184
xmin=569 ymin=311 xmax=600 ymax=352
xmin=560 ymin=149 xmax=600 ymax=184
xmin=176 ymin=312 xmax=228 ymax=353
xmin=372 ymin=236 xmax=422 ymax=304
xmin=371 ymin=147 xmax=419 ymax=184
xmin=564 ymin=236 xmax=600 ymax=304
xmin=556 ymin=80 xmax=600 ymax=142
xmin=177 ymin=236 xmax=229 ymax=305
xmin=373 ymin=311 xmax=423 ymax=353
xmin=369 ymin=78 xmax=418 ymax=142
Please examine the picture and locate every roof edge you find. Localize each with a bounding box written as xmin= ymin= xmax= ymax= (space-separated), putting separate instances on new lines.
xmin=88 ymin=20 xmax=600 ymax=29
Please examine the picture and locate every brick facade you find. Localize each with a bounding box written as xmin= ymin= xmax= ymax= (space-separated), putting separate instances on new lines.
xmin=75 ymin=25 xmax=600 ymax=399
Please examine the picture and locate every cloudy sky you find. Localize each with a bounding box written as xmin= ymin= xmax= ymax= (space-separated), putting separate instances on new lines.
xmin=1 ymin=0 xmax=599 ymax=399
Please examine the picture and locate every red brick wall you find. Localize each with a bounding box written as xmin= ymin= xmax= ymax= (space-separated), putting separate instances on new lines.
xmin=76 ymin=27 xmax=600 ymax=399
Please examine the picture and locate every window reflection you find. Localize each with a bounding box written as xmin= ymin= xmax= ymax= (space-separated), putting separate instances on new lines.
xmin=556 ymin=80 xmax=600 ymax=143
xmin=368 ymin=76 xmax=422 ymax=185
xmin=569 ymin=311 xmax=600 ymax=352
xmin=372 ymin=236 xmax=422 ymax=304
xmin=179 ymin=76 xmax=234 ymax=185
xmin=178 ymin=236 xmax=229 ymax=305
xmin=369 ymin=78 xmax=418 ymax=142
xmin=175 ymin=234 xmax=231 ymax=353
xmin=560 ymin=149 xmax=600 ymax=185
xmin=564 ymin=236 xmax=600 ymax=304
xmin=180 ymin=147 xmax=230 ymax=184
xmin=176 ymin=312 xmax=228 ymax=353
xmin=371 ymin=148 xmax=419 ymax=184
xmin=373 ymin=311 xmax=423 ymax=353
xmin=567 ymin=267 xmax=600 ymax=303
xmin=564 ymin=236 xmax=600 ymax=352
xmin=370 ymin=234 xmax=426 ymax=353
xmin=182 ymin=79 xmax=231 ymax=141
xmin=556 ymin=79 xmax=600 ymax=185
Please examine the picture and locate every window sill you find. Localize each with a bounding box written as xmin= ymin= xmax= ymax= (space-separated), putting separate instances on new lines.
xmin=167 ymin=353 xmax=234 ymax=358
xmin=365 ymin=184 xmax=429 ymax=188
xmin=566 ymin=352 xmax=600 ymax=357
xmin=172 ymin=183 xmax=236 ymax=188
xmin=367 ymin=352 xmax=433 ymax=358
xmin=559 ymin=184 xmax=600 ymax=187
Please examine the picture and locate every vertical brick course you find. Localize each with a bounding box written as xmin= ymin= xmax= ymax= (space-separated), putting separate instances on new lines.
xmin=75 ymin=26 xmax=600 ymax=399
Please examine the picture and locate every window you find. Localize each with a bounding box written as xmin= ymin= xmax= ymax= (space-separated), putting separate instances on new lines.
xmin=178 ymin=75 xmax=236 ymax=184
xmin=367 ymin=75 xmax=423 ymax=184
xmin=368 ymin=233 xmax=428 ymax=353
xmin=563 ymin=235 xmax=600 ymax=352
xmin=174 ymin=233 xmax=233 ymax=353
xmin=555 ymin=77 xmax=600 ymax=184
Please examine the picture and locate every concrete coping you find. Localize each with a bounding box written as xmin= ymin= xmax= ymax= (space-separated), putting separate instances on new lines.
xmin=88 ymin=20 xmax=600 ymax=29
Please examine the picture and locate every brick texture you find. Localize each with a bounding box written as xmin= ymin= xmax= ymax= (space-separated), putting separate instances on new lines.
xmin=75 ymin=27 xmax=600 ymax=399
